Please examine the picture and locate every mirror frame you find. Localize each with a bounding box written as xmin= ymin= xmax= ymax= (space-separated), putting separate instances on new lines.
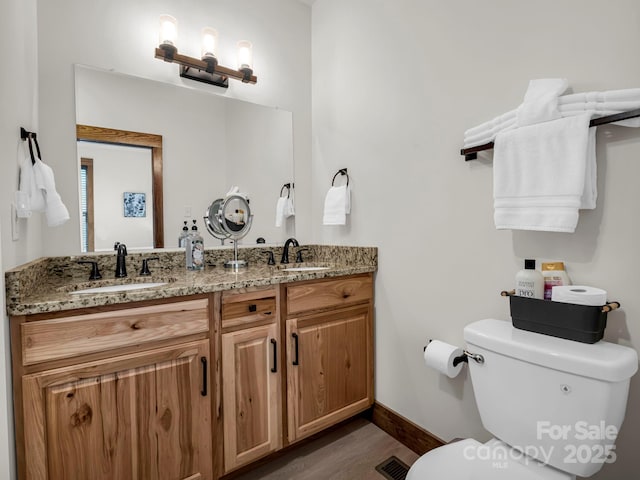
xmin=76 ymin=124 xmax=164 ymax=249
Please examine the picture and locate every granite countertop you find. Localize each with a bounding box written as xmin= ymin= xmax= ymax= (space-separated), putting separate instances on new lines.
xmin=6 ymin=245 xmax=377 ymax=316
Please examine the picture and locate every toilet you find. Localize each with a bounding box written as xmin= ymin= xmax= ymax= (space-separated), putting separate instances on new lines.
xmin=408 ymin=319 xmax=638 ymax=479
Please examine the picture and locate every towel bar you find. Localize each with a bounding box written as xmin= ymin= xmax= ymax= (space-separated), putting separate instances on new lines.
xmin=461 ymin=107 xmax=640 ymax=161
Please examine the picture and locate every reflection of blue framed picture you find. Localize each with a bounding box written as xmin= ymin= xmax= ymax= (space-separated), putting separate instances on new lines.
xmin=123 ymin=192 xmax=146 ymax=217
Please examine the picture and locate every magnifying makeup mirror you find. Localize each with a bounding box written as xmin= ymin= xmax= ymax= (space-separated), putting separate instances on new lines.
xmin=204 ymin=192 xmax=253 ymax=268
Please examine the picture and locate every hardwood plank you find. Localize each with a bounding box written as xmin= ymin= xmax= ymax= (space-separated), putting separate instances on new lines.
xmin=227 ymin=417 xmax=419 ymax=480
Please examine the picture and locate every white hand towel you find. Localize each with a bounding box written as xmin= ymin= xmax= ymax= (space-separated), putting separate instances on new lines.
xmin=493 ymin=113 xmax=594 ymax=232
xmin=323 ymin=185 xmax=350 ymax=225
xmin=284 ymin=197 xmax=295 ymax=218
xmin=516 ymin=78 xmax=569 ymax=126
xmin=18 ymin=155 xmax=45 ymax=214
xmin=275 ymin=197 xmax=287 ymax=227
xmin=32 ymin=159 xmax=70 ymax=227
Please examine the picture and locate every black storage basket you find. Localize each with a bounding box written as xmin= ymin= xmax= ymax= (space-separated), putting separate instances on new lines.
xmin=505 ymin=293 xmax=618 ymax=344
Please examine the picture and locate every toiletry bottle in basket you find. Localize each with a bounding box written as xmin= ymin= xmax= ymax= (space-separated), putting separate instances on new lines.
xmin=515 ymin=259 xmax=544 ymax=299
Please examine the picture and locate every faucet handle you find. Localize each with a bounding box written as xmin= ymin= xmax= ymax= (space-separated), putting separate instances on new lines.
xmin=295 ymin=248 xmax=310 ymax=264
xmin=77 ymin=260 xmax=102 ymax=281
xmin=114 ymin=242 xmax=127 ymax=255
xmin=139 ymin=257 xmax=160 ymax=276
xmin=262 ymin=250 xmax=276 ymax=266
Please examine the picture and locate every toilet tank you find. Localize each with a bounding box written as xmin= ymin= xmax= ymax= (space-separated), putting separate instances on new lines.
xmin=464 ymin=319 xmax=638 ymax=478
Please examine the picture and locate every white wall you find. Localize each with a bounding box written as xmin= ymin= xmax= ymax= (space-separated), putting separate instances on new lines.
xmin=312 ymin=0 xmax=640 ymax=478
xmin=37 ymin=0 xmax=312 ymax=255
xmin=1 ymin=1 xmax=40 ymax=478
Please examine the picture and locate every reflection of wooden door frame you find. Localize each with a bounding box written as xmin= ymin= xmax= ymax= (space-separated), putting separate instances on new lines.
xmin=76 ymin=124 xmax=164 ymax=248
xmin=80 ymin=158 xmax=95 ymax=252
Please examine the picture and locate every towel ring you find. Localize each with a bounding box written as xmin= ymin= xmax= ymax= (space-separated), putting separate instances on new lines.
xmin=331 ymin=168 xmax=349 ymax=186
xmin=280 ymin=183 xmax=293 ymax=198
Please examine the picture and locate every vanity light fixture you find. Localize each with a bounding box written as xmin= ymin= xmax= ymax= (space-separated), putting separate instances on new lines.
xmin=155 ymin=15 xmax=257 ymax=88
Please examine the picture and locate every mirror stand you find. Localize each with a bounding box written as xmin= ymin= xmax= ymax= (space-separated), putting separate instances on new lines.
xmin=226 ymin=240 xmax=247 ymax=269
xmin=204 ymin=192 xmax=253 ymax=268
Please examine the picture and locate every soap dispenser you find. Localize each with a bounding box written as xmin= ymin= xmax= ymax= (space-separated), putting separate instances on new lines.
xmin=186 ymin=220 xmax=205 ymax=270
xmin=178 ymin=221 xmax=189 ymax=248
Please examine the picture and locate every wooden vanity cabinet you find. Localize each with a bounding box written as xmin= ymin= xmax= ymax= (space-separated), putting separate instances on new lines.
xmin=284 ymin=274 xmax=374 ymax=443
xmin=11 ymin=297 xmax=214 ymax=480
xmin=220 ymin=287 xmax=282 ymax=474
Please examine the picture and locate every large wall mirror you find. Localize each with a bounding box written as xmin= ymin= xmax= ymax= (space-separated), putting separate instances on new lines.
xmin=74 ymin=64 xmax=295 ymax=251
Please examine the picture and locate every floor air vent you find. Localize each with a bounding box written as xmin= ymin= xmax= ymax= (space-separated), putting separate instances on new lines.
xmin=375 ymin=456 xmax=410 ymax=480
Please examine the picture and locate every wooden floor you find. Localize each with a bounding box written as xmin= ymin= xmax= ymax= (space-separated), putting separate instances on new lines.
xmin=232 ymin=417 xmax=420 ymax=480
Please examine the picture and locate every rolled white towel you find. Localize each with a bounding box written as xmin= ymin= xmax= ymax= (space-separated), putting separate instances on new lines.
xmin=516 ymin=78 xmax=568 ymax=126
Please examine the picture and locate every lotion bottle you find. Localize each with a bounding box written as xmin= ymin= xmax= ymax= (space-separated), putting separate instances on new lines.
xmin=515 ymin=259 xmax=544 ymax=299
xmin=542 ymin=262 xmax=571 ymax=300
xmin=186 ymin=220 xmax=204 ymax=271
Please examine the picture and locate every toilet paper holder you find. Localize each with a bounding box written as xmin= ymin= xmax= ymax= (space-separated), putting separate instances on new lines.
xmin=454 ymin=350 xmax=485 ymax=366
xmin=424 ymin=340 xmax=485 ymax=366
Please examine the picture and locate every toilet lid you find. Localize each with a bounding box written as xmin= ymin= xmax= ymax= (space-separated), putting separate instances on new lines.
xmin=407 ymin=439 xmax=574 ymax=480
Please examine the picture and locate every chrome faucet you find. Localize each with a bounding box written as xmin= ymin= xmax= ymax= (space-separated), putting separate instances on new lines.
xmin=114 ymin=242 xmax=128 ymax=278
xmin=281 ymin=237 xmax=299 ymax=264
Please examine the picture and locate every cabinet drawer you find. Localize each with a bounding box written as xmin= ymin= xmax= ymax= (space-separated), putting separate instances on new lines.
xmin=21 ymin=298 xmax=210 ymax=366
xmin=221 ymin=288 xmax=277 ymax=329
xmin=286 ymin=274 xmax=373 ymax=316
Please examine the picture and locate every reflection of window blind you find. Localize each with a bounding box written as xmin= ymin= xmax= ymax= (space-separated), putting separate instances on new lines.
xmin=80 ymin=165 xmax=88 ymax=252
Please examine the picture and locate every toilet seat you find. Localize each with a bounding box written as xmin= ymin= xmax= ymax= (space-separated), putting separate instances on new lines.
xmin=407 ymin=439 xmax=575 ymax=480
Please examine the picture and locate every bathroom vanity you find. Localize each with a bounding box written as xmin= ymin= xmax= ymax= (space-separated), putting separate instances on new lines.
xmin=6 ymin=245 xmax=376 ymax=480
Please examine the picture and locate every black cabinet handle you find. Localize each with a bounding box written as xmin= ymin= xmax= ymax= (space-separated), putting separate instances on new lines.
xmin=248 ymin=304 xmax=257 ymax=312
xmin=271 ymin=339 xmax=277 ymax=373
xmin=201 ymin=357 xmax=208 ymax=396
xmin=292 ymin=333 xmax=299 ymax=366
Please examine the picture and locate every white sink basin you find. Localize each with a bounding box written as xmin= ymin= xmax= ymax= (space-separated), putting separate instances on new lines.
xmin=70 ymin=282 xmax=167 ymax=295
xmin=283 ymin=266 xmax=330 ymax=272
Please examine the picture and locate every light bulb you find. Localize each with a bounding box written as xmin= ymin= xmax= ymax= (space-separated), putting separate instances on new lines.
xmin=237 ymin=40 xmax=253 ymax=71
xmin=201 ymin=27 xmax=218 ymax=60
xmin=159 ymin=15 xmax=177 ymax=48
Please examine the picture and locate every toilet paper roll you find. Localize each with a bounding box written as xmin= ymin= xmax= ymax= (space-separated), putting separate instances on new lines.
xmin=423 ymin=340 xmax=464 ymax=378
xmin=551 ymin=285 xmax=607 ymax=306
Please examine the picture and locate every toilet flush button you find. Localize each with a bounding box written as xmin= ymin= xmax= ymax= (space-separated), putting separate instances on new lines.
xmin=561 ymin=384 xmax=572 ymax=394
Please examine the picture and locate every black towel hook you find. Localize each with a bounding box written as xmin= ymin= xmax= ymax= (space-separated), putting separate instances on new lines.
xmin=20 ymin=127 xmax=42 ymax=165
xmin=331 ymin=168 xmax=349 ymax=186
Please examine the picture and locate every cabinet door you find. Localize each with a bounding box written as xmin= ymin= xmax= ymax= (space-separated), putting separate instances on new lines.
xmin=222 ymin=323 xmax=281 ymax=472
xmin=22 ymin=340 xmax=212 ymax=480
xmin=286 ymin=305 xmax=373 ymax=443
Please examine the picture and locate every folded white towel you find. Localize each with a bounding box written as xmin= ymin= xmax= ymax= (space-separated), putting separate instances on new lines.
xmin=32 ymin=158 xmax=70 ymax=227
xmin=516 ymin=78 xmax=568 ymax=126
xmin=323 ymin=185 xmax=350 ymax=225
xmin=493 ymin=114 xmax=594 ymax=232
